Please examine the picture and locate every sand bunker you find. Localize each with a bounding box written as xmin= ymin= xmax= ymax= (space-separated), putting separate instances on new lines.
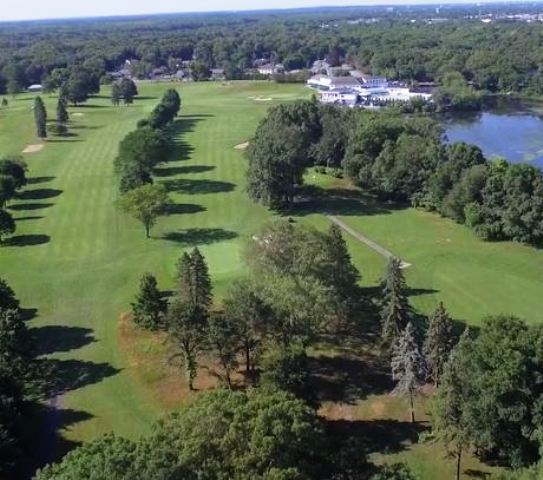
xmin=248 ymin=96 xmax=273 ymax=102
xmin=22 ymin=144 xmax=44 ymax=154
xmin=234 ymin=142 xmax=249 ymax=150
xmin=72 ymin=112 xmax=84 ymax=117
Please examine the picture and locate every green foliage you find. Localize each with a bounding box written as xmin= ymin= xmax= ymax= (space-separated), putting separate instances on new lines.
xmin=143 ymin=388 xmax=324 ymax=479
xmin=167 ymin=298 xmax=207 ymax=390
xmin=260 ymin=344 xmax=314 ymax=404
xmin=131 ymin=273 xmax=167 ymax=331
xmin=118 ymin=184 xmax=169 ymax=238
xmin=111 ymin=83 xmax=121 ymax=106
xmin=56 ymin=96 xmax=69 ymax=123
xmin=381 ymin=257 xmax=410 ymax=343
xmin=0 ymin=156 xmax=27 ymax=190
xmin=0 ymin=278 xmax=20 ymax=312
xmin=423 ymin=302 xmax=455 ymax=386
xmin=207 ymin=313 xmax=240 ymax=387
xmin=0 ymin=210 xmax=15 ymax=243
xmin=370 ymin=463 xmax=419 ymax=480
xmin=176 ymin=247 xmax=212 ymax=312
xmin=435 ymin=317 xmax=543 ymax=468
xmin=118 ymin=78 xmax=138 ymax=104
xmin=33 ymin=96 xmax=47 ymax=139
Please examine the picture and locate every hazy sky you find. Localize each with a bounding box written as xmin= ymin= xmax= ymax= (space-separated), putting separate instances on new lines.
xmin=1 ymin=0 xmax=506 ymax=22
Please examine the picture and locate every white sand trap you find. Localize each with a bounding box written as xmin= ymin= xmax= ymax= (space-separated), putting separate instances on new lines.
xmin=254 ymin=97 xmax=272 ymax=102
xmin=22 ymin=144 xmax=44 ymax=154
xmin=72 ymin=112 xmax=84 ymax=117
xmin=234 ymin=142 xmax=249 ymax=150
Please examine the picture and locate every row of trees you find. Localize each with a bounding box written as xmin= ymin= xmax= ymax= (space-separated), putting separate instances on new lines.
xmin=114 ymin=88 xmax=181 ymax=194
xmin=247 ymin=100 xmax=543 ymax=246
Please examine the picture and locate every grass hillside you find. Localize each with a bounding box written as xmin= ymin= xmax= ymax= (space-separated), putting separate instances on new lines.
xmin=0 ymin=81 xmax=542 ymax=477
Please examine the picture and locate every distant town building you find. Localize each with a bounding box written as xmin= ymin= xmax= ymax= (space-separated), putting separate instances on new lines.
xmin=258 ymin=63 xmax=285 ymax=76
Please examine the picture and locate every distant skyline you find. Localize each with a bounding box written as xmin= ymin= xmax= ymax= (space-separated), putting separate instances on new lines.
xmin=0 ymin=0 xmax=530 ymax=22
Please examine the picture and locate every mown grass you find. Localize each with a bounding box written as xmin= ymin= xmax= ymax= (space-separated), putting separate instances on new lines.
xmin=0 ymin=81 xmax=541 ymax=478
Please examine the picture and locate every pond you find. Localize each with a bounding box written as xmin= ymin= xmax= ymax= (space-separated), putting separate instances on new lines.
xmin=444 ymin=98 xmax=543 ymax=169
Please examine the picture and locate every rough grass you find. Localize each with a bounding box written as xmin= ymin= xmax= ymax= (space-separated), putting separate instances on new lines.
xmin=1 ymin=82 xmax=541 ymax=478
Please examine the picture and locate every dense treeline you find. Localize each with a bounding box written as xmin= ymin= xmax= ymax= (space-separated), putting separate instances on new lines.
xmin=115 ymin=88 xmax=180 ymax=193
xmin=3 ymin=6 xmax=543 ymax=95
xmin=247 ymin=100 xmax=543 ymax=246
xmin=0 ymin=156 xmax=28 ymax=244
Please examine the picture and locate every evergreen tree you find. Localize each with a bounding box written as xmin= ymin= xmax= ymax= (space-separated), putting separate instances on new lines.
xmin=167 ymin=298 xmax=206 ymax=390
xmin=56 ymin=96 xmax=69 ymax=124
xmin=391 ymin=322 xmax=425 ymax=423
xmin=176 ymin=248 xmax=212 ymax=313
xmin=423 ymin=302 xmax=454 ymax=386
xmin=0 ymin=210 xmax=15 ymax=244
xmin=433 ymin=330 xmax=472 ymax=480
xmin=326 ymin=223 xmax=360 ymax=311
xmin=131 ymin=273 xmax=167 ymax=331
xmin=381 ymin=257 xmax=410 ymax=343
xmin=111 ymin=83 xmax=121 ymax=106
xmin=33 ymin=96 xmax=47 ymax=139
xmin=0 ymin=278 xmax=19 ymax=312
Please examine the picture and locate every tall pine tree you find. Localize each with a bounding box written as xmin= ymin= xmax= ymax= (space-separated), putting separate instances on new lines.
xmin=33 ymin=96 xmax=47 ymax=139
xmin=326 ymin=223 xmax=360 ymax=306
xmin=131 ymin=273 xmax=167 ymax=331
xmin=381 ymin=257 xmax=410 ymax=344
xmin=391 ymin=322 xmax=425 ymax=423
xmin=56 ymin=96 xmax=69 ymax=124
xmin=423 ymin=302 xmax=454 ymax=387
xmin=176 ymin=248 xmax=212 ymax=313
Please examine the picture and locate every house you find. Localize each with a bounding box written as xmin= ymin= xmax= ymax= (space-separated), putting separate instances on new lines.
xmin=307 ymin=75 xmax=362 ymax=91
xmin=210 ymin=68 xmax=225 ymax=80
xmin=359 ymin=75 xmax=388 ymax=89
xmin=27 ymin=84 xmax=43 ymax=92
xmin=258 ymin=63 xmax=285 ymax=76
xmin=320 ymin=88 xmax=359 ymax=106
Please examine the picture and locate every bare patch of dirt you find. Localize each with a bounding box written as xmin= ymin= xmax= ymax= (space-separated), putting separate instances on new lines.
xmin=22 ymin=144 xmax=44 ymax=154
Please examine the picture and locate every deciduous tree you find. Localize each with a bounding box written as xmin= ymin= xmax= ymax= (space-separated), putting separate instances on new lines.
xmin=118 ymin=184 xmax=169 ymax=238
xmin=0 ymin=210 xmax=15 ymax=244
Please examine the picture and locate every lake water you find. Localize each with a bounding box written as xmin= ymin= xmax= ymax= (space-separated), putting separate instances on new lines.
xmin=444 ymin=99 xmax=543 ymax=169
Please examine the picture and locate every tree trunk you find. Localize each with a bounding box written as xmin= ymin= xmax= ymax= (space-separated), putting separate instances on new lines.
xmin=456 ymin=446 xmax=462 ymax=480
xmin=225 ymin=369 xmax=232 ymax=389
xmin=409 ymin=390 xmax=415 ymax=423
xmin=145 ymin=223 xmax=150 ymax=239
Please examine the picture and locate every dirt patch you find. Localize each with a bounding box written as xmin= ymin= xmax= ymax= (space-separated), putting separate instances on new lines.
xmin=22 ymin=144 xmax=44 ymax=154
xmin=118 ymin=313 xmax=246 ymax=410
xmin=234 ymin=142 xmax=249 ymax=150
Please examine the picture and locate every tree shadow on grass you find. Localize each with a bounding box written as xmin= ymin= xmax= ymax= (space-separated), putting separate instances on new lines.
xmin=162 ymin=228 xmax=238 ymax=247
xmin=27 ymin=176 xmax=55 ymax=185
xmin=291 ymin=185 xmax=406 ymax=217
xmin=15 ymin=215 xmax=44 ymax=221
xmin=310 ymin=352 xmax=393 ymax=404
xmin=154 ymin=165 xmax=216 ymax=177
xmin=161 ymin=178 xmax=236 ymax=195
xmin=46 ymin=139 xmax=84 ymax=143
xmin=9 ymin=202 xmax=54 ymax=211
xmin=18 ymin=188 xmax=62 ymax=201
xmin=325 ymin=418 xmax=427 ymax=457
xmin=164 ymin=203 xmax=207 ymax=215
xmin=39 ymin=359 xmax=120 ymax=397
xmin=32 ymin=325 xmax=96 ymax=356
xmin=4 ymin=234 xmax=50 ymax=247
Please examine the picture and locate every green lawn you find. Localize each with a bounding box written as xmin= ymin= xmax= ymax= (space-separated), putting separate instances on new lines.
xmin=1 ymin=81 xmax=542 ymax=477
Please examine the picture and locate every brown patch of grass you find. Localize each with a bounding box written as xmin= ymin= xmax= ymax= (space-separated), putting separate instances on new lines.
xmin=118 ymin=313 xmax=246 ymax=410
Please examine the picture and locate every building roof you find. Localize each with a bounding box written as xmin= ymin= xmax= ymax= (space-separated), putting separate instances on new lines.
xmin=329 ymin=77 xmax=362 ymax=88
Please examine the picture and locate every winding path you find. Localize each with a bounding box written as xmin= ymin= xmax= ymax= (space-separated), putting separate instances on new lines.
xmin=327 ymin=215 xmax=411 ymax=269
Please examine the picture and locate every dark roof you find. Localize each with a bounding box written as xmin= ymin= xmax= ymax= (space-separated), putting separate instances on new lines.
xmin=330 ymin=77 xmax=362 ymax=87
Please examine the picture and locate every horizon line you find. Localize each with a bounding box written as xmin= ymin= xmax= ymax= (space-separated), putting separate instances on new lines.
xmin=0 ymin=0 xmax=536 ymax=24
